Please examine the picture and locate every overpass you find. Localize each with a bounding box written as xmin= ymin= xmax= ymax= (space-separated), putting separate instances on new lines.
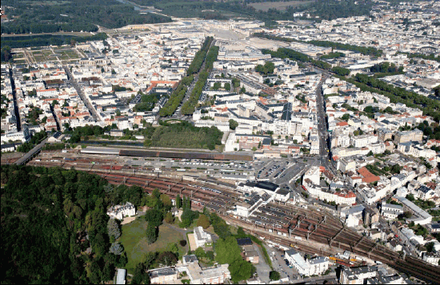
xmin=14 ymin=138 xmax=49 ymax=165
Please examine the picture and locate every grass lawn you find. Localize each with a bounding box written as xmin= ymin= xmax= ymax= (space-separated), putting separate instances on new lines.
xmin=119 ymin=217 xmax=187 ymax=273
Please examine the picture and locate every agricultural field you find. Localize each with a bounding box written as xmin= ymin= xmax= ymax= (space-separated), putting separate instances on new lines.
xmin=248 ymin=0 xmax=314 ymax=11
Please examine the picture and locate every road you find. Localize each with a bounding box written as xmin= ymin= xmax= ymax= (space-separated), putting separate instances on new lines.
xmin=8 ymin=67 xmax=22 ymax=132
xmin=63 ymin=65 xmax=101 ymax=122
xmin=14 ymin=137 xmax=49 ymax=165
xmin=315 ymin=72 xmax=337 ymax=175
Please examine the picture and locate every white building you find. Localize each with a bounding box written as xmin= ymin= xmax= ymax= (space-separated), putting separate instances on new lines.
xmin=194 ymin=226 xmax=212 ymax=248
xmin=381 ymin=202 xmax=404 ymax=220
xmin=106 ymin=202 xmax=136 ymax=220
xmin=284 ymin=249 xmax=329 ymax=277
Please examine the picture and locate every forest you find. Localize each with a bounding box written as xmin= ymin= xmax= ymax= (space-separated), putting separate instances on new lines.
xmin=1 ymin=0 xmax=171 ymax=35
xmin=143 ymin=120 xmax=223 ymax=150
xmin=0 ymin=165 xmax=149 ymax=283
xmin=127 ymin=0 xmax=375 ymax=22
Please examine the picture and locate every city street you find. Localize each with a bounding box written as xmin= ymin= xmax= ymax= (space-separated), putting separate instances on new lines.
xmin=63 ymin=65 xmax=101 ymax=122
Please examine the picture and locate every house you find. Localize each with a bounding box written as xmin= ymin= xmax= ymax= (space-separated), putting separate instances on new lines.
xmin=284 ymin=249 xmax=329 ymax=277
xmin=242 ymin=244 xmax=259 ymax=264
xmin=107 ymin=202 xmax=136 ymax=220
xmin=194 ymin=226 xmax=212 ymax=248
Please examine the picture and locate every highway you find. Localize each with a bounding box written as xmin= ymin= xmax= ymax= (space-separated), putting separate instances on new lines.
xmin=63 ymin=65 xmax=101 ymax=122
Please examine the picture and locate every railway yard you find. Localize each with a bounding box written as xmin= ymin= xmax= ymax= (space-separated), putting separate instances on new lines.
xmin=15 ymin=148 xmax=440 ymax=283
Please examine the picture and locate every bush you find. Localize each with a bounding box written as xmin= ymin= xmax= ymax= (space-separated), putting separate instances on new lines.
xmin=270 ymin=271 xmax=280 ymax=281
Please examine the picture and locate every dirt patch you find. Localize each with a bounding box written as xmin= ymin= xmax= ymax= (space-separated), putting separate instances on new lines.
xmin=187 ymin=233 xmax=197 ymax=251
xmin=121 ymin=216 xmax=137 ymax=225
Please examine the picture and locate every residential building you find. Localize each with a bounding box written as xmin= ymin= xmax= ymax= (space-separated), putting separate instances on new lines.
xmin=194 ymin=226 xmax=212 ymax=248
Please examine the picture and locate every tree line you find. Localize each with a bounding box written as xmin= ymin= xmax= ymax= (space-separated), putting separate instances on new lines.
xmin=254 ymin=33 xmax=383 ymax=57
xmin=347 ymin=73 xmax=440 ymax=123
xmin=1 ymin=33 xmax=108 ymax=49
xmin=181 ymin=45 xmax=219 ymax=115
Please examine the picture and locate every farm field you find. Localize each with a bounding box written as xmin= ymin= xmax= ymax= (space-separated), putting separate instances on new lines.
xmin=248 ymin=0 xmax=314 ymax=11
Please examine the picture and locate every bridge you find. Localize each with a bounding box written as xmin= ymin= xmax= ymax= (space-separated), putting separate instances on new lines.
xmin=14 ymin=138 xmax=49 ymax=165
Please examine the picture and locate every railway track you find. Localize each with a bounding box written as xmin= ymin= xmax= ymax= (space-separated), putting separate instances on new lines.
xmin=25 ymin=158 xmax=440 ymax=283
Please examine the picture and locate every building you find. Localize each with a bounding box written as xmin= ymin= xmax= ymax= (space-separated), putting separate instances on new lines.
xmin=340 ymin=266 xmax=378 ymax=284
xmin=394 ymin=129 xmax=423 ymax=144
xmin=180 ymin=256 xmax=231 ymax=284
xmin=116 ymin=269 xmax=126 ymax=285
xmin=107 ymin=202 xmax=136 ymax=220
xmin=194 ymin=226 xmax=212 ymax=248
xmin=284 ymin=249 xmax=329 ymax=277
xmin=396 ymin=196 xmax=432 ymax=225
xmin=242 ymin=244 xmax=259 ymax=264
xmin=381 ymin=202 xmax=404 ymax=220
xmin=149 ymin=267 xmax=178 ymax=284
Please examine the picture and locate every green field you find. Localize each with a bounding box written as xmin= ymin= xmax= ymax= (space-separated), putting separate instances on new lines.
xmin=248 ymin=0 xmax=313 ymax=11
xmin=118 ymin=218 xmax=187 ymax=273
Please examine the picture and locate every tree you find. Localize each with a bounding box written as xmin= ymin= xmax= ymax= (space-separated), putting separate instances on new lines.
xmin=197 ymin=214 xmax=210 ymax=229
xmin=341 ymin=114 xmax=350 ymax=121
xmin=160 ymin=194 xmax=172 ymax=210
xmin=145 ymin=209 xmax=163 ymax=227
xmin=108 ymin=218 xmax=121 ymax=242
xmin=164 ymin=212 xmax=174 ymax=224
xmin=213 ymin=82 xmax=221 ymax=90
xmin=425 ymin=242 xmax=435 ymax=253
xmin=270 ymin=271 xmax=281 ymax=281
xmin=229 ymin=119 xmax=238 ymax=130
xmin=215 ymin=236 xmax=241 ymax=265
xmin=1 ymin=46 xmax=12 ymax=62
xmin=143 ymin=252 xmax=157 ymax=269
xmin=195 ymin=247 xmax=206 ymax=259
xmin=232 ymin=78 xmax=240 ymax=88
xmin=109 ymin=242 xmax=124 ymax=255
xmin=406 ymin=194 xmax=415 ymax=201
xmin=176 ymin=194 xmax=182 ymax=209
xmin=131 ymin=263 xmax=149 ymax=284
xmin=157 ymin=252 xmax=177 ymax=266
xmin=52 ymin=100 xmax=59 ymax=106
xmin=224 ymin=82 xmax=231 ymax=91
xmin=146 ymin=223 xmax=157 ymax=244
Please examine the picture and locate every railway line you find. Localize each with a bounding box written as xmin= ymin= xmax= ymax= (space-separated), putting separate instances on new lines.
xmin=25 ymin=157 xmax=440 ymax=283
